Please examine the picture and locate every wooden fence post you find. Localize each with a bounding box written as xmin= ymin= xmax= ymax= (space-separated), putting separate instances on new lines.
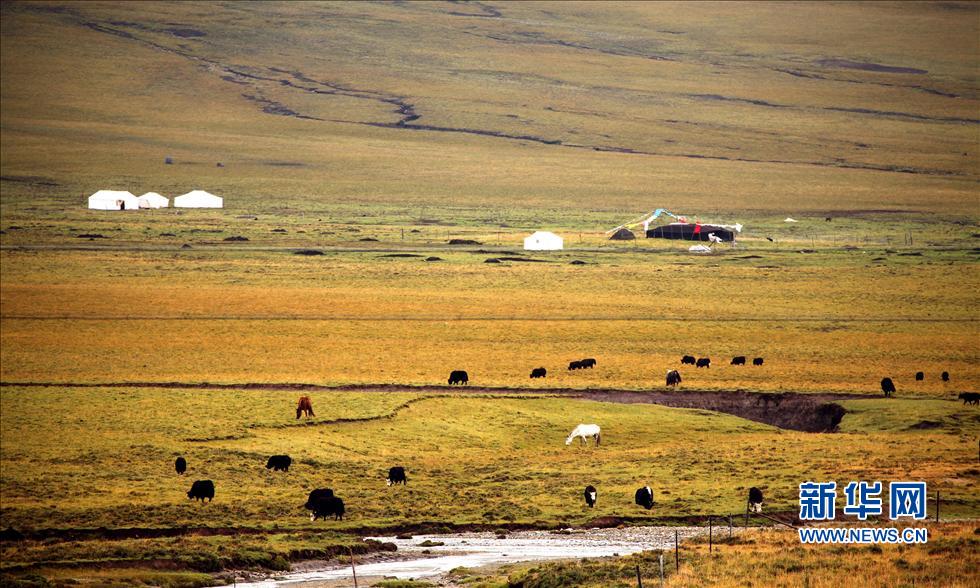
xmin=659 ymin=553 xmax=665 ymax=588
xmin=349 ymin=546 xmax=358 ymax=588
xmin=675 ymin=529 xmax=679 ymax=571
xmin=709 ymin=516 xmax=713 ymax=554
xmin=636 ymin=564 xmax=643 ymax=588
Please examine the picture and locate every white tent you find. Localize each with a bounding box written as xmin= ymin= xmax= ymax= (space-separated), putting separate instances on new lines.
xmin=174 ymin=190 xmax=223 ymax=208
xmin=523 ymin=231 xmax=564 ymax=251
xmin=88 ymin=190 xmax=140 ymax=211
xmin=138 ymin=192 xmax=169 ymax=209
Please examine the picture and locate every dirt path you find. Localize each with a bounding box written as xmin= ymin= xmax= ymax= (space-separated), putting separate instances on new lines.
xmin=1 ymin=380 xmax=891 ymax=432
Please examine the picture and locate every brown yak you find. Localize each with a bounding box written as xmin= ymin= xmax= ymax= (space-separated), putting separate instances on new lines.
xmin=296 ymin=396 xmax=315 ymax=419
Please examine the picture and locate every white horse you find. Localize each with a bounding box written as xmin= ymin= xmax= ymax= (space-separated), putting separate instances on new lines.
xmin=566 ymin=424 xmax=601 ymax=446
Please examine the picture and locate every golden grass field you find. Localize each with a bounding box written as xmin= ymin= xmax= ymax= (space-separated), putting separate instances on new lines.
xmin=1 ymin=0 xmax=978 ymax=586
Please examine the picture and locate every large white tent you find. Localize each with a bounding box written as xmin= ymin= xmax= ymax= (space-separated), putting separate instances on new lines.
xmin=88 ymin=190 xmax=140 ymax=211
xmin=138 ymin=192 xmax=169 ymax=209
xmin=174 ymin=190 xmax=223 ymax=208
xmin=523 ymin=231 xmax=564 ymax=251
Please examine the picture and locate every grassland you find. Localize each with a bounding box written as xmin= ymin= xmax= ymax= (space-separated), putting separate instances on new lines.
xmin=1 ymin=242 xmax=977 ymax=394
xmin=1 ymin=1 xmax=978 ymax=216
xmin=1 ymin=1 xmax=978 ymax=586
xmin=497 ymin=522 xmax=980 ymax=587
xmin=1 ymin=387 xmax=977 ymax=585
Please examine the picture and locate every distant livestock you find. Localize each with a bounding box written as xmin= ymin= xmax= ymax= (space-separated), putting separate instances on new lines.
xmin=696 ymin=358 xmax=711 ymax=368
xmin=635 ymin=486 xmax=654 ymax=510
xmin=915 ymin=371 xmax=924 ymax=381
xmin=387 ymin=466 xmax=407 ymax=486
xmin=753 ymin=357 xmax=764 ymax=366
xmin=942 ymin=371 xmax=950 ymax=382
xmin=681 ymin=355 xmax=696 ymax=365
xmin=296 ymin=396 xmax=315 ymax=419
xmin=566 ymin=424 xmax=601 ymax=446
xmin=187 ymin=480 xmax=215 ymax=503
xmin=666 ymin=370 xmax=682 ymax=388
xmin=959 ymin=393 xmax=979 ymax=406
xmin=584 ymin=485 xmax=597 ymax=508
xmin=530 ymin=367 xmax=547 ymax=379
xmin=568 ymin=360 xmax=584 ymax=370
xmin=580 ymin=358 xmax=597 ymax=369
xmin=731 ymin=356 xmax=746 ymax=366
xmin=881 ymin=377 xmax=896 ymax=397
xmin=748 ymin=487 xmax=764 ymax=513
xmin=310 ymin=495 xmax=345 ymax=521
xmin=304 ymin=488 xmax=334 ymax=510
xmin=448 ymin=370 xmax=469 ymax=385
xmin=175 ymin=456 xmax=186 ymax=475
xmin=266 ymin=455 xmax=292 ymax=472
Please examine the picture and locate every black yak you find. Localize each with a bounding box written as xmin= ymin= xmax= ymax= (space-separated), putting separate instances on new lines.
xmin=696 ymin=358 xmax=711 ymax=368
xmin=666 ymin=370 xmax=681 ymax=388
xmin=568 ymin=360 xmax=583 ymax=370
xmin=175 ymin=456 xmax=186 ymax=475
xmin=748 ymin=487 xmax=764 ymax=513
xmin=881 ymin=377 xmax=896 ymax=397
xmin=915 ymin=371 xmax=924 ymax=381
xmin=304 ymin=488 xmax=333 ymax=510
xmin=959 ymin=392 xmax=979 ymax=405
xmin=942 ymin=371 xmax=950 ymax=382
xmin=387 ymin=466 xmax=407 ymax=486
xmin=530 ymin=367 xmax=547 ymax=379
xmin=681 ymin=355 xmax=696 ymax=365
xmin=187 ymin=480 xmax=214 ymax=503
xmin=310 ymin=495 xmax=345 ymax=521
xmin=266 ymin=455 xmax=291 ymax=472
xmin=296 ymin=396 xmax=315 ymax=419
xmin=635 ymin=486 xmax=654 ymax=510
xmin=731 ymin=356 xmax=746 ymax=366
xmin=753 ymin=357 xmax=764 ymax=366
xmin=580 ymin=358 xmax=596 ymax=369
xmin=448 ymin=370 xmax=469 ymax=385
xmin=584 ymin=485 xmax=597 ymax=508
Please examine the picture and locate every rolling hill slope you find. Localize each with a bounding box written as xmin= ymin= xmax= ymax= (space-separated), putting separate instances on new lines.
xmin=2 ymin=1 xmax=978 ymax=214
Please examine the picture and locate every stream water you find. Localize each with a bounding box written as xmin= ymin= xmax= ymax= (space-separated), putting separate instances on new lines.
xmin=235 ymin=526 xmax=711 ymax=587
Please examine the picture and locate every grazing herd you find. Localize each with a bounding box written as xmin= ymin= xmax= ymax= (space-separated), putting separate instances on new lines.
xmin=568 ymin=426 xmax=763 ymax=516
xmin=450 ymin=352 xmax=956 ymax=401
xmin=881 ymin=371 xmax=954 ymax=397
xmin=568 ymin=358 xmax=597 ymax=370
xmin=173 ymin=445 xmax=406 ymax=523
xmin=165 ymin=355 xmax=966 ymax=527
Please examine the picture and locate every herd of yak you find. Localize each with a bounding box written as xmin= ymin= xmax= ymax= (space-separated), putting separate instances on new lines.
xmin=176 ymin=440 xmax=766 ymax=521
xmin=173 ymin=359 xmax=972 ymax=523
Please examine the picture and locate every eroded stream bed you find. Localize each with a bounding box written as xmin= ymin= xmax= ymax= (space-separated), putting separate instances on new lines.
xmin=237 ymin=525 xmax=713 ymax=587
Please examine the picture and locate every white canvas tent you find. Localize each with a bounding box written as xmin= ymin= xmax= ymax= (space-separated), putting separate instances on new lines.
xmin=174 ymin=190 xmax=223 ymax=208
xmin=88 ymin=190 xmax=140 ymax=211
xmin=523 ymin=231 xmax=563 ymax=251
xmin=138 ymin=192 xmax=169 ymax=209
